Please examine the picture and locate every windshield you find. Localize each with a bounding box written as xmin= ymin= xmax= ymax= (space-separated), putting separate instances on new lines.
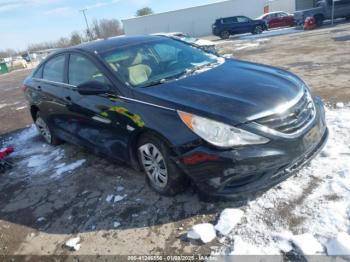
xmin=101 ymin=38 xmax=221 ymax=88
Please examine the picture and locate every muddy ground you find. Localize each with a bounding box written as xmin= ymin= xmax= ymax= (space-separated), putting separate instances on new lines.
xmin=0 ymin=22 xmax=350 ymax=257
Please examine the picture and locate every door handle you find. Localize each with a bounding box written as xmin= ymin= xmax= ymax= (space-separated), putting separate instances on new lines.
xmin=37 ymin=86 xmax=42 ymax=91
xmin=65 ymin=96 xmax=72 ymax=101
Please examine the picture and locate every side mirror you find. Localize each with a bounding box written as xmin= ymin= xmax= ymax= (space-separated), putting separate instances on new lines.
xmin=76 ymin=80 xmax=110 ymax=95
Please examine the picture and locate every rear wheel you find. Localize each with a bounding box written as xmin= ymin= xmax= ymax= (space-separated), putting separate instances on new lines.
xmin=35 ymin=113 xmax=61 ymax=145
xmin=252 ymin=26 xmax=263 ymax=35
xmin=219 ymin=31 xmax=230 ymax=39
xmin=138 ymin=134 xmax=188 ymax=196
xmin=314 ymin=15 xmax=324 ymax=27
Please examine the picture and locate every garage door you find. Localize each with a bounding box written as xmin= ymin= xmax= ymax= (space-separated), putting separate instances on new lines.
xmin=296 ymin=0 xmax=315 ymax=10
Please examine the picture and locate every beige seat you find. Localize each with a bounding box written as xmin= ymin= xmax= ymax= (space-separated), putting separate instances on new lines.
xmin=128 ymin=53 xmax=152 ymax=86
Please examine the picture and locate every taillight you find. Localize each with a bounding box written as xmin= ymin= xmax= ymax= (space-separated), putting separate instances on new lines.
xmin=21 ymin=85 xmax=28 ymax=93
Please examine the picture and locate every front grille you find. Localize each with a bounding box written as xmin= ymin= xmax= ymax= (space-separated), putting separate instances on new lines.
xmin=255 ymin=91 xmax=315 ymax=134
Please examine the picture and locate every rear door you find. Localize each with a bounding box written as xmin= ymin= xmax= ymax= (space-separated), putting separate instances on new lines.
xmin=279 ymin=12 xmax=292 ymax=27
xmin=65 ymin=52 xmax=131 ymax=161
xmin=32 ymin=54 xmax=71 ymax=135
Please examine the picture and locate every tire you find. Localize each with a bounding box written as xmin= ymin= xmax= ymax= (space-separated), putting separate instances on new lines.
xmin=137 ymin=134 xmax=188 ymax=196
xmin=219 ymin=31 xmax=230 ymax=40
xmin=314 ymin=15 xmax=324 ymax=27
xmin=35 ymin=112 xmax=61 ymax=145
xmin=252 ymin=26 xmax=263 ymax=35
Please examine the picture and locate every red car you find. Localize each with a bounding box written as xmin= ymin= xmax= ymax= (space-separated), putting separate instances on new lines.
xmin=257 ymin=11 xmax=295 ymax=29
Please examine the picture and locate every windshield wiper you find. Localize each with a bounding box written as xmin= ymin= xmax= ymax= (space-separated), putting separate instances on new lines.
xmin=141 ymin=62 xmax=218 ymax=88
xmin=182 ymin=62 xmax=217 ymax=77
xmin=142 ymin=71 xmax=190 ymax=88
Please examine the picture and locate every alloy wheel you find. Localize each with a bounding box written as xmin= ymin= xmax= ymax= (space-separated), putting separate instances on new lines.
xmin=255 ymin=26 xmax=263 ymax=34
xmin=139 ymin=143 xmax=168 ymax=189
xmin=35 ymin=117 xmax=52 ymax=144
xmin=220 ymin=31 xmax=230 ymax=39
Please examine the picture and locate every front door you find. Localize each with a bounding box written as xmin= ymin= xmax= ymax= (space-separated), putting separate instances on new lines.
xmin=236 ymin=16 xmax=252 ymax=33
xmin=65 ymin=53 xmax=132 ymax=161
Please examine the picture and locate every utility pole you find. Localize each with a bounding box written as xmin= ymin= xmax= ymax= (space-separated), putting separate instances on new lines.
xmin=331 ymin=0 xmax=335 ymax=25
xmin=80 ymin=8 xmax=92 ymax=41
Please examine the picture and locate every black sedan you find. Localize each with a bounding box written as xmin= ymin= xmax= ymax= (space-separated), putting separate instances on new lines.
xmin=23 ymin=35 xmax=328 ymax=199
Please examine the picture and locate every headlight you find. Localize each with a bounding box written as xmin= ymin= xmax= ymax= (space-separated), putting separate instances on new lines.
xmin=178 ymin=111 xmax=269 ymax=148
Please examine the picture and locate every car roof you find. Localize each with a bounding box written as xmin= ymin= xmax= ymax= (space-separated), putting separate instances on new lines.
xmin=218 ymin=15 xmax=249 ymax=19
xmin=67 ymin=35 xmax=166 ymax=54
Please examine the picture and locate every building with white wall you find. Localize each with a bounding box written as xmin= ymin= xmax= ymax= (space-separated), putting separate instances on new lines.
xmin=122 ymin=0 xmax=315 ymax=37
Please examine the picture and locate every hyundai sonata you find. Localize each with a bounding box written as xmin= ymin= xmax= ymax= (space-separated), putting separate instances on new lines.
xmin=23 ymin=35 xmax=328 ymax=199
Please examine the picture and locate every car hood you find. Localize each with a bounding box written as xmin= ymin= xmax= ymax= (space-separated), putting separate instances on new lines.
xmin=134 ymin=59 xmax=305 ymax=125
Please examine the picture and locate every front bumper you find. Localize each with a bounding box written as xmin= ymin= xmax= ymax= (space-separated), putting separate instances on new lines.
xmin=177 ymin=98 xmax=328 ymax=200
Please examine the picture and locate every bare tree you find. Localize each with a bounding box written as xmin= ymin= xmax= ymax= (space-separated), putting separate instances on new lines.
xmin=91 ymin=18 xmax=123 ymax=39
xmin=0 ymin=49 xmax=17 ymax=59
xmin=25 ymin=19 xmax=123 ymax=53
xmin=136 ymin=7 xmax=154 ymax=16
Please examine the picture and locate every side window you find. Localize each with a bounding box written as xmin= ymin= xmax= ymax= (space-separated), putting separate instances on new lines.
xmin=68 ymin=54 xmax=107 ymax=86
xmin=43 ymin=55 xmax=65 ymax=82
xmin=237 ymin=16 xmax=249 ymax=23
xmin=279 ymin=12 xmax=288 ymax=17
xmin=222 ymin=17 xmax=236 ymax=24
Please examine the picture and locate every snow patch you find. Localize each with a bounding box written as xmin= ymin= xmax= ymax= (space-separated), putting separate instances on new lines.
xmin=230 ymin=236 xmax=265 ymax=255
xmin=116 ymin=186 xmax=124 ymax=192
xmin=65 ymin=237 xmax=81 ymax=251
xmin=114 ymin=194 xmax=127 ymax=202
xmin=215 ymin=209 xmax=244 ymax=236
xmin=291 ymin=233 xmax=324 ymax=255
xmin=113 ymin=221 xmax=121 ymax=228
xmin=336 ymin=102 xmax=344 ymax=108
xmin=187 ymin=223 xmax=216 ymax=243
xmin=106 ymin=194 xmax=114 ymax=203
xmin=326 ymin=232 xmax=350 ymax=256
xmin=55 ymin=159 xmax=86 ymax=176
xmin=15 ymin=106 xmax=27 ymax=110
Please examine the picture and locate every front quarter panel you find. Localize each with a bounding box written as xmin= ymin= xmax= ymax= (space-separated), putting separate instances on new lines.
xmin=121 ymin=96 xmax=200 ymax=154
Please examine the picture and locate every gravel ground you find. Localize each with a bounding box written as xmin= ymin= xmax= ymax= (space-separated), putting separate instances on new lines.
xmin=0 ymin=22 xmax=350 ymax=257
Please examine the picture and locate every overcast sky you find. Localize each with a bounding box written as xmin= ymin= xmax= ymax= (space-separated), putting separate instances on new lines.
xmin=0 ymin=0 xmax=222 ymax=51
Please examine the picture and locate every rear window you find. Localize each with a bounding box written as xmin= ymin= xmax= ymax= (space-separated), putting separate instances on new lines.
xmin=33 ymin=65 xmax=43 ymax=78
xmin=43 ymin=55 xmax=65 ymax=82
xmin=222 ymin=17 xmax=237 ymax=24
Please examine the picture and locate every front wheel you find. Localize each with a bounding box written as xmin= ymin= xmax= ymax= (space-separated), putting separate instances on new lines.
xmin=219 ymin=31 xmax=230 ymax=39
xmin=138 ymin=134 xmax=188 ymax=196
xmin=314 ymin=15 xmax=324 ymax=27
xmin=252 ymin=26 xmax=263 ymax=35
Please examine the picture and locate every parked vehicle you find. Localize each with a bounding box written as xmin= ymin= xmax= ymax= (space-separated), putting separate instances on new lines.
xmin=294 ymin=0 xmax=350 ymax=26
xmin=212 ymin=16 xmax=268 ymax=39
xmin=11 ymin=58 xmax=28 ymax=70
xmin=257 ymin=11 xmax=295 ymax=29
xmin=154 ymin=32 xmax=217 ymax=54
xmin=23 ymin=35 xmax=328 ymax=199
